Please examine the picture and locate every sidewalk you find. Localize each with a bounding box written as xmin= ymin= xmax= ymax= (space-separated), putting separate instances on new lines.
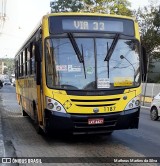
xmin=0 ymin=110 xmax=5 ymax=157
xmin=141 ymin=95 xmax=152 ymax=108
xmin=141 ymin=96 xmax=153 ymax=103
xmin=141 ymin=102 xmax=151 ymax=108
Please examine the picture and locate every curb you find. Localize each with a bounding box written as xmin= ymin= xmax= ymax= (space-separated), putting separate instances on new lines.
xmin=141 ymin=105 xmax=150 ymax=109
xmin=141 ymin=96 xmax=153 ymax=103
xmin=0 ymin=139 xmax=5 ymax=157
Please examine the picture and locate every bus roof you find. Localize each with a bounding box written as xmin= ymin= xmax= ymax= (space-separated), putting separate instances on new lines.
xmin=44 ymin=12 xmax=136 ymax=21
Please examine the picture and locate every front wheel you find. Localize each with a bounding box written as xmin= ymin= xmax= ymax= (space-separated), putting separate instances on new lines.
xmin=150 ymin=107 xmax=159 ymax=121
xmin=34 ymin=111 xmax=44 ymax=135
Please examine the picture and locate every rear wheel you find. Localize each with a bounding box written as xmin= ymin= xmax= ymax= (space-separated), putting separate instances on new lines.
xmin=150 ymin=107 xmax=159 ymax=121
xmin=21 ymin=106 xmax=28 ymax=116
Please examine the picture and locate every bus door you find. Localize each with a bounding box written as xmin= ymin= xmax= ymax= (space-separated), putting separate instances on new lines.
xmin=33 ymin=42 xmax=43 ymax=126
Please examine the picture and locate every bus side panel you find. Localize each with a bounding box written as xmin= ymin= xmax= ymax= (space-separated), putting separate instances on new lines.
xmin=15 ymin=78 xmax=37 ymax=119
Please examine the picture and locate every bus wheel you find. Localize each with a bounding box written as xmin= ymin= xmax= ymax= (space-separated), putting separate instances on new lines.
xmin=34 ymin=112 xmax=44 ymax=135
xmin=21 ymin=106 xmax=28 ymax=116
xmin=44 ymin=118 xmax=51 ymax=135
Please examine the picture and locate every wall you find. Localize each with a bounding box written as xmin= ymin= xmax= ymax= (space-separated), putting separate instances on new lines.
xmin=142 ymin=83 xmax=160 ymax=98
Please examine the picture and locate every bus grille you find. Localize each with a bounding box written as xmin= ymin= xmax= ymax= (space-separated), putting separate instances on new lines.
xmin=70 ymin=98 xmax=120 ymax=107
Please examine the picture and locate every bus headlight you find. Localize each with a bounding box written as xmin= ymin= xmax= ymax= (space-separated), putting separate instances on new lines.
xmin=48 ymin=103 xmax=54 ymax=109
xmin=56 ymin=106 xmax=61 ymax=111
xmin=46 ymin=97 xmax=66 ymax=113
xmin=124 ymin=96 xmax=140 ymax=110
xmin=135 ymin=100 xmax=140 ymax=106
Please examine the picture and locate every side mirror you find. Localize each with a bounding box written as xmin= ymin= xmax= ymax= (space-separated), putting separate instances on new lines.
xmin=34 ymin=42 xmax=41 ymax=62
xmin=32 ymin=42 xmax=41 ymax=85
xmin=141 ymin=46 xmax=148 ymax=80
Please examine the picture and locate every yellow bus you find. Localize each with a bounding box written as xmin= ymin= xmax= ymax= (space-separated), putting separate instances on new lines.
xmin=15 ymin=13 xmax=147 ymax=135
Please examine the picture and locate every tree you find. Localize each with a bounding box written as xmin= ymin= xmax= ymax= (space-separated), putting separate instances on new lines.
xmin=135 ymin=2 xmax=160 ymax=82
xmin=136 ymin=4 xmax=160 ymax=56
xmin=82 ymin=0 xmax=132 ymax=16
xmin=0 ymin=58 xmax=14 ymax=75
xmin=50 ymin=0 xmax=84 ymax=12
xmin=50 ymin=0 xmax=132 ymax=16
xmin=3 ymin=67 xmax=8 ymax=74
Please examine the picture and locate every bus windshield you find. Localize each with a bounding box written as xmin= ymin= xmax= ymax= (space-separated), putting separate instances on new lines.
xmin=45 ymin=34 xmax=140 ymax=90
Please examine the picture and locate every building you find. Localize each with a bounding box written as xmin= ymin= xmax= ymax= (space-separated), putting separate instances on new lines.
xmin=0 ymin=61 xmax=5 ymax=74
xmin=147 ymin=47 xmax=160 ymax=83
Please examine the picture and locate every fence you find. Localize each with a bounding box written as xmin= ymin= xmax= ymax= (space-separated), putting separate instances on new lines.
xmin=142 ymin=83 xmax=160 ymax=104
xmin=142 ymin=83 xmax=160 ymax=98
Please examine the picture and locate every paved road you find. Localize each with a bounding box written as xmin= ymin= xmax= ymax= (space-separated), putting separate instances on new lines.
xmin=0 ymin=85 xmax=159 ymax=166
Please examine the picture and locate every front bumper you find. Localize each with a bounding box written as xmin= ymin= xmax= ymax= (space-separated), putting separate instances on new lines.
xmin=45 ymin=107 xmax=140 ymax=134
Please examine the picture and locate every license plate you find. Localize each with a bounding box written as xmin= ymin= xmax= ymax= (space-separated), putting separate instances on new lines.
xmin=88 ymin=118 xmax=104 ymax=125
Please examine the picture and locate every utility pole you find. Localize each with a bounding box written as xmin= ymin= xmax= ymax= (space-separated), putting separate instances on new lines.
xmin=0 ymin=0 xmax=7 ymax=33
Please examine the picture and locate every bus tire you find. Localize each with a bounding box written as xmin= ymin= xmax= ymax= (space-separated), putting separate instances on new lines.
xmin=21 ymin=106 xmax=28 ymax=116
xmin=22 ymin=110 xmax=28 ymax=116
xmin=44 ymin=118 xmax=51 ymax=135
xmin=34 ymin=110 xmax=44 ymax=135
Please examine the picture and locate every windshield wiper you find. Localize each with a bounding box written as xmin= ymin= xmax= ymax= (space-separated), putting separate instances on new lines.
xmin=104 ymin=33 xmax=120 ymax=61
xmin=67 ymin=33 xmax=83 ymax=62
xmin=67 ymin=33 xmax=86 ymax=78
xmin=81 ymin=44 xmax=86 ymax=79
xmin=104 ymin=33 xmax=120 ymax=78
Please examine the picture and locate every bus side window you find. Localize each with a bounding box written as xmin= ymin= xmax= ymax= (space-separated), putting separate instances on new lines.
xmin=31 ymin=43 xmax=35 ymax=75
xmin=19 ymin=53 xmax=23 ymax=77
xmin=25 ymin=48 xmax=27 ymax=76
xmin=21 ymin=52 xmax=24 ymax=76
xmin=15 ymin=60 xmax=18 ymax=79
xmin=27 ymin=45 xmax=31 ymax=75
xmin=23 ymin=50 xmax=25 ymax=76
xmin=18 ymin=55 xmax=20 ymax=77
xmin=27 ymin=47 xmax=30 ymax=75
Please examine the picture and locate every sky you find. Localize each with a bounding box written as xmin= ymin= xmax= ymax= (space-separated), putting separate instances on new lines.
xmin=0 ymin=0 xmax=157 ymax=58
xmin=0 ymin=0 xmax=50 ymax=58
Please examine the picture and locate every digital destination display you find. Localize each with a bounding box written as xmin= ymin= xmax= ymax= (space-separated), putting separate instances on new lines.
xmin=62 ymin=19 xmax=123 ymax=32
xmin=49 ymin=16 xmax=134 ymax=36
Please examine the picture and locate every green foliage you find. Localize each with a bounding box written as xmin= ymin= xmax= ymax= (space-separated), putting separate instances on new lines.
xmin=83 ymin=0 xmax=132 ymax=16
xmin=50 ymin=0 xmax=84 ymax=12
xmin=50 ymin=0 xmax=132 ymax=16
xmin=135 ymin=2 xmax=160 ymax=83
xmin=3 ymin=67 xmax=8 ymax=75
xmin=0 ymin=58 xmax=14 ymax=75
xmin=135 ymin=4 xmax=160 ymax=56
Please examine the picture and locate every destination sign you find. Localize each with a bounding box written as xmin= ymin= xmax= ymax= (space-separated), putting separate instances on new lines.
xmin=62 ymin=19 xmax=123 ymax=32
xmin=49 ymin=16 xmax=134 ymax=36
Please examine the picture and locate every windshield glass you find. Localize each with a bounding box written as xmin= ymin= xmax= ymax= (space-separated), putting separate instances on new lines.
xmin=45 ymin=35 xmax=140 ymax=90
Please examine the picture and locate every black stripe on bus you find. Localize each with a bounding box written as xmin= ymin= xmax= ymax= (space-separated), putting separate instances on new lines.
xmin=76 ymin=104 xmax=116 ymax=107
xmin=71 ymin=98 xmax=120 ymax=102
xmin=66 ymin=89 xmax=124 ymax=96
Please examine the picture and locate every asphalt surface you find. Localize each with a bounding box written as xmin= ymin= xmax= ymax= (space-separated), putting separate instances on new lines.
xmin=0 ymin=85 xmax=159 ymax=166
